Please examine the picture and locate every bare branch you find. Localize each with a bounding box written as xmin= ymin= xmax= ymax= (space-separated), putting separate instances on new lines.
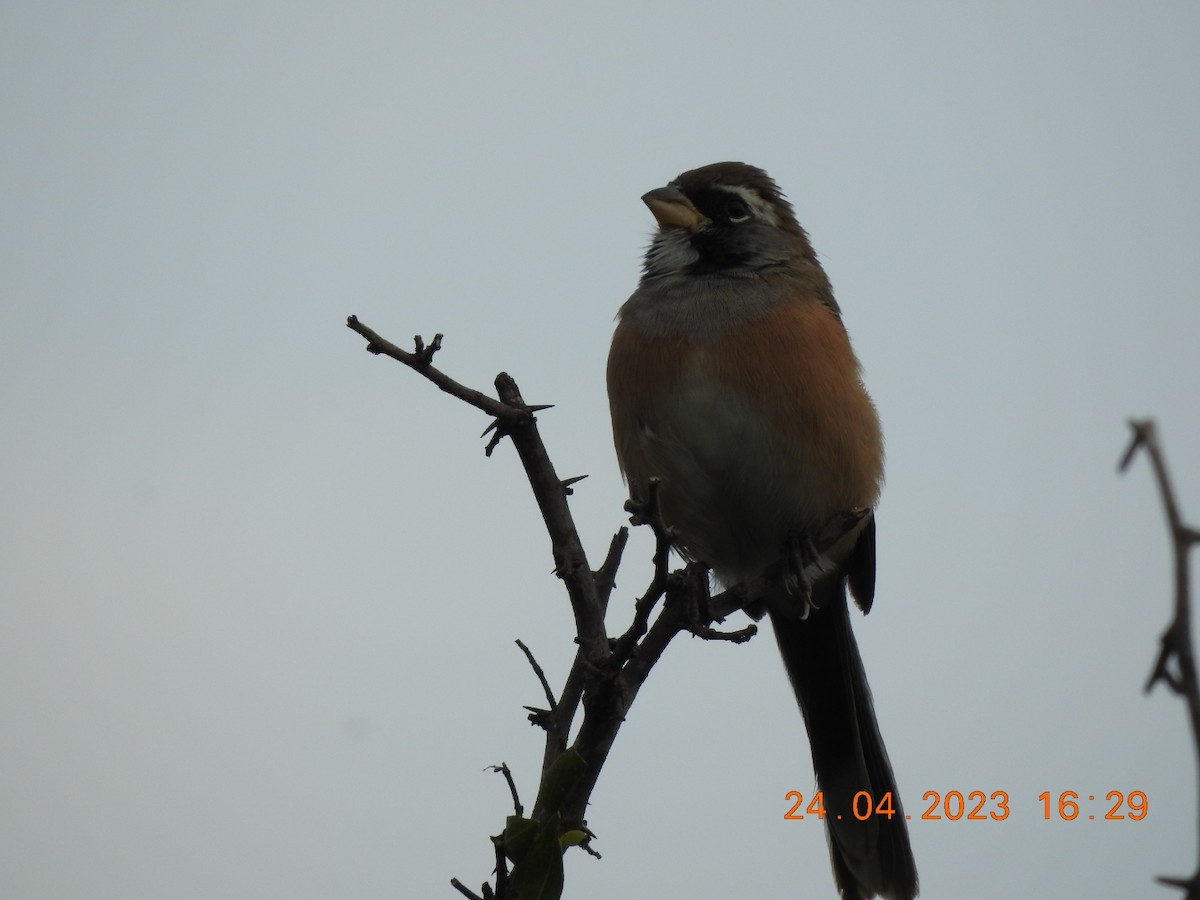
xmin=490 ymin=372 xmax=610 ymax=665
xmin=594 ymin=528 xmax=629 ymax=614
xmin=516 ymin=640 xmax=559 ymax=717
xmin=486 ymin=763 xmax=523 ymax=818
xmin=1157 ymin=873 xmax=1200 ymax=898
xmin=351 ymin=316 xmax=882 ymax=899
xmin=348 ymin=317 xmax=611 ymax=672
xmin=516 ymin=640 xmax=566 ymax=752
xmin=347 ymin=317 xmax=515 ymax=420
xmin=610 ymin=480 xmax=676 ymax=664
xmin=1121 ymin=418 xmax=1200 ymax=895
xmin=538 ymin=529 xmax=629 ymax=775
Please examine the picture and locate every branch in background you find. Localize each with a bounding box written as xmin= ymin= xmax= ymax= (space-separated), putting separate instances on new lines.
xmin=347 ymin=315 xmax=609 ymax=665
xmin=1120 ymin=419 xmax=1200 ymax=898
xmin=348 ymin=316 xmax=866 ymax=899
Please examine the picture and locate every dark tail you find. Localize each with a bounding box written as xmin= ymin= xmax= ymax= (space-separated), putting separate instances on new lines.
xmin=769 ymin=587 xmax=918 ymax=900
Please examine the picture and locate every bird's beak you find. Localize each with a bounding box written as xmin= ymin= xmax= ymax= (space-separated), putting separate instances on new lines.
xmin=641 ymin=186 xmax=709 ymax=232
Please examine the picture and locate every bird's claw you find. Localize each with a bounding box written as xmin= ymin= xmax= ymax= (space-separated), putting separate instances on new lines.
xmin=782 ymin=533 xmax=821 ymax=618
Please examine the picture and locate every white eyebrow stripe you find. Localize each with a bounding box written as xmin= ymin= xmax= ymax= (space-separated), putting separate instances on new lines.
xmin=714 ymin=184 xmax=779 ymax=226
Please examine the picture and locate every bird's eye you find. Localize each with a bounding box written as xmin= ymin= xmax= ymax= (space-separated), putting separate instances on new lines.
xmin=725 ymin=197 xmax=751 ymax=223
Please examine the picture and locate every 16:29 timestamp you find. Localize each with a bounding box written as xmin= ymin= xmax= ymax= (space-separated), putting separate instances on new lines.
xmin=783 ymin=790 xmax=1149 ymax=823
xmin=1038 ymin=790 xmax=1148 ymax=821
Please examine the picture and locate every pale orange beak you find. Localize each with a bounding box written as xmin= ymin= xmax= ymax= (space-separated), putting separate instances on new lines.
xmin=641 ymin=186 xmax=709 ymax=232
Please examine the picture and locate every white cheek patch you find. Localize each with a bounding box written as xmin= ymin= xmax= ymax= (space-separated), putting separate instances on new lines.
xmin=644 ymin=228 xmax=699 ymax=277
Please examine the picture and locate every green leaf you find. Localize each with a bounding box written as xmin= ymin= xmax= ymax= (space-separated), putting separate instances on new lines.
xmin=537 ymin=749 xmax=587 ymax=817
xmin=558 ymin=829 xmax=588 ymax=850
xmin=502 ymin=815 xmax=538 ymax=864
xmin=509 ymin=815 xmax=565 ymax=900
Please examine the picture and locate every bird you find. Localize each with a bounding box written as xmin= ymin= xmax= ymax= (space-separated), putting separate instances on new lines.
xmin=606 ymin=162 xmax=918 ymax=900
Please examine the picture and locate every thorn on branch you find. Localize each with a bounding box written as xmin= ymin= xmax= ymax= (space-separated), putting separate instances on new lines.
xmin=560 ymin=474 xmax=588 ymax=496
xmin=478 ymin=375 xmax=550 ymax=457
xmin=524 ymin=705 xmax=555 ymax=730
xmin=481 ymin=419 xmax=508 ymax=457
xmin=1155 ymin=872 xmax=1200 ymax=898
xmin=1146 ymin=625 xmax=1188 ymax=695
xmin=1118 ymin=418 xmax=1153 ymax=473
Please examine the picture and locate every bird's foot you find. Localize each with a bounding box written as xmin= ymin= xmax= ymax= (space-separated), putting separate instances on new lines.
xmin=782 ymin=533 xmax=820 ymax=619
xmin=682 ymin=562 xmax=712 ymax=630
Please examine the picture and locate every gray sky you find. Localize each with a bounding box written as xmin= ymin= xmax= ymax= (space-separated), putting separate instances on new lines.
xmin=4 ymin=3 xmax=1200 ymax=898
